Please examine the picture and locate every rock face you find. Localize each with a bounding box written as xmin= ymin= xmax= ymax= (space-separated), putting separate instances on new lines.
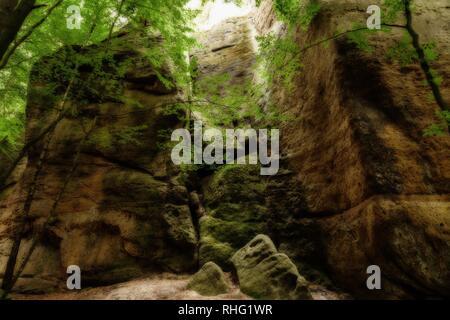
xmin=321 ymin=195 xmax=450 ymax=298
xmin=187 ymin=262 xmax=230 ymax=296
xmin=0 ymin=30 xmax=197 ymax=290
xmin=199 ymin=166 xmax=268 ymax=269
xmin=231 ymin=235 xmax=312 ymax=300
xmin=252 ymin=0 xmax=450 ymax=298
xmin=253 ymin=0 xmax=450 ymax=214
xmin=1 ymin=1 xmax=449 ymax=300
xmin=192 ymin=17 xmax=256 ymax=86
xmin=191 ymin=16 xmax=270 ymax=270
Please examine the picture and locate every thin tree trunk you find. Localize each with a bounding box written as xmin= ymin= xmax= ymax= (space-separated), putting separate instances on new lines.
xmin=403 ymin=0 xmax=449 ymax=111
xmin=0 ymin=114 xmax=62 ymax=191
xmin=0 ymin=127 xmax=55 ymax=296
xmin=9 ymin=117 xmax=98 ymax=293
xmin=0 ymin=0 xmax=64 ymax=70
xmin=0 ymin=81 xmax=73 ymax=299
xmin=0 ymin=0 xmax=36 ymax=63
xmin=0 ymin=80 xmax=73 ymax=191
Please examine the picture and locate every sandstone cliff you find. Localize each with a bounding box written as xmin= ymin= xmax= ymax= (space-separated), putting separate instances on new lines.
xmin=253 ymin=0 xmax=450 ymax=299
xmin=0 ymin=0 xmax=449 ymax=300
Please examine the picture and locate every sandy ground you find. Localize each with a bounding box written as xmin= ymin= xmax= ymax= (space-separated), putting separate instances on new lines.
xmin=11 ymin=273 xmax=350 ymax=300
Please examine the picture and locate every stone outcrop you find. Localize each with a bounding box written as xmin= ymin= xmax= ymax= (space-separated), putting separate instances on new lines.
xmin=192 ymin=17 xmax=256 ymax=86
xmin=0 ymin=30 xmax=197 ymax=291
xmin=253 ymin=0 xmax=450 ymax=298
xmin=1 ymin=0 xmax=449 ymax=300
xmin=199 ymin=165 xmax=268 ymax=269
xmin=231 ymin=235 xmax=312 ymax=300
xmin=187 ymin=262 xmax=230 ymax=296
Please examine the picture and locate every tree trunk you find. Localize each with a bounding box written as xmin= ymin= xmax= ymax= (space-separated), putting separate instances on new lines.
xmin=0 ymin=0 xmax=36 ymax=63
xmin=403 ymin=0 xmax=449 ymax=111
xmin=0 ymin=130 xmax=54 ymax=297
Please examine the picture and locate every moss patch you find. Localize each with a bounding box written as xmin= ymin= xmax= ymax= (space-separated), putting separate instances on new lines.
xmin=231 ymin=235 xmax=312 ymax=300
xmin=187 ymin=262 xmax=230 ymax=296
xmin=199 ymin=235 xmax=235 ymax=268
xmin=199 ymin=165 xmax=268 ymax=270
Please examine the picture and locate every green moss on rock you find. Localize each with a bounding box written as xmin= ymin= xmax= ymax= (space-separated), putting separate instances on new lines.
xmin=204 ymin=165 xmax=266 ymax=206
xmin=198 ymin=234 xmax=235 ymax=268
xmin=199 ymin=165 xmax=268 ymax=269
xmin=200 ymin=215 xmax=264 ymax=249
xmin=231 ymin=235 xmax=312 ymax=300
xmin=103 ymin=169 xmax=167 ymax=209
xmin=187 ymin=262 xmax=231 ymax=296
xmin=86 ymin=127 xmax=115 ymax=154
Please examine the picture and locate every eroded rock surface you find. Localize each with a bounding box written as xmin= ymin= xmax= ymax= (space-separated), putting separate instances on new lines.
xmin=1 ymin=0 xmax=449 ymax=300
xmin=187 ymin=262 xmax=231 ymax=296
xmin=321 ymin=195 xmax=450 ymax=298
xmin=253 ymin=0 xmax=450 ymax=299
xmin=231 ymin=235 xmax=312 ymax=300
xmin=0 ymin=30 xmax=197 ymax=291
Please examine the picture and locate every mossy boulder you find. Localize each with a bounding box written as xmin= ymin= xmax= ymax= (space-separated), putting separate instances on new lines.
xmin=200 ymin=216 xmax=264 ymax=249
xmin=187 ymin=262 xmax=231 ymax=296
xmin=199 ymin=165 xmax=268 ymax=268
xmin=231 ymin=235 xmax=312 ymax=300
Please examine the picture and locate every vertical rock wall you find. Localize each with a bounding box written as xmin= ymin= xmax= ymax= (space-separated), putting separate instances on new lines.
xmin=0 ymin=0 xmax=449 ymax=299
xmin=0 ymin=30 xmax=198 ymax=292
xmin=252 ymin=0 xmax=450 ymax=298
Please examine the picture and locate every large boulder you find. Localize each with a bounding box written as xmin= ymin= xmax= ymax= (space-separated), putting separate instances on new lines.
xmin=231 ymin=235 xmax=312 ymax=300
xmin=187 ymin=262 xmax=231 ymax=296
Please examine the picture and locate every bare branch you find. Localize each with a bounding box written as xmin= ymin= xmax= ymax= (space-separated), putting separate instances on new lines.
xmin=0 ymin=79 xmax=73 ymax=192
xmin=11 ymin=116 xmax=98 ymax=289
xmin=402 ymin=0 xmax=448 ymax=111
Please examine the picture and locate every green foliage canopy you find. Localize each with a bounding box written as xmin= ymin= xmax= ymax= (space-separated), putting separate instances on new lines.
xmin=0 ymin=0 xmax=199 ymax=158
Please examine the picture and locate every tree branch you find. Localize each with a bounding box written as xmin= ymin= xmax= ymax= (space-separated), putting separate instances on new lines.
xmin=0 ymin=79 xmax=73 ymax=192
xmin=32 ymin=4 xmax=47 ymax=10
xmin=0 ymin=0 xmax=64 ymax=70
xmin=0 ymin=0 xmax=36 ymax=63
xmin=298 ymin=23 xmax=406 ymax=54
xmin=402 ymin=0 xmax=448 ymax=111
xmin=10 ymin=117 xmax=98 ymax=291
xmin=107 ymin=0 xmax=126 ymax=46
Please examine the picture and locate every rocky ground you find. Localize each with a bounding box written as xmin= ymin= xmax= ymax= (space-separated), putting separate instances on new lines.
xmin=12 ymin=276 xmax=348 ymax=301
xmin=13 ymin=276 xmax=349 ymax=301
xmin=11 ymin=235 xmax=351 ymax=300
